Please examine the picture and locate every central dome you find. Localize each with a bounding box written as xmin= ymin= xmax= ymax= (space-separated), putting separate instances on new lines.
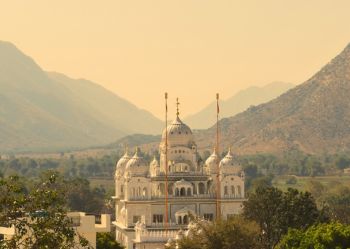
xmin=161 ymin=116 xmax=194 ymax=147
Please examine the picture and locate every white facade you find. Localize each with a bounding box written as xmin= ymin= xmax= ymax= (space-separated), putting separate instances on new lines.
xmin=113 ymin=114 xmax=245 ymax=249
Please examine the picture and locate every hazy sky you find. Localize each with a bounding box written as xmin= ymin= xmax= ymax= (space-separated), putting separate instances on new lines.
xmin=1 ymin=1 xmax=350 ymax=119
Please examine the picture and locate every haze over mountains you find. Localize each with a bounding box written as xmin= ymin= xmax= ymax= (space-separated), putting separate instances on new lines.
xmin=184 ymin=82 xmax=294 ymax=129
xmin=0 ymin=41 xmax=162 ymax=152
xmin=196 ymin=43 xmax=350 ymax=155
xmin=2 ymin=39 xmax=350 ymax=155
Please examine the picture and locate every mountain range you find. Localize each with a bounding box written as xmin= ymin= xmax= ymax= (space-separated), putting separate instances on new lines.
xmin=184 ymin=82 xmax=294 ymax=129
xmin=0 ymin=41 xmax=162 ymax=152
xmin=195 ymin=43 xmax=350 ymax=155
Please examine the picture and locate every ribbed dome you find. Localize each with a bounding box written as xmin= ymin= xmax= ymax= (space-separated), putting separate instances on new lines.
xmin=161 ymin=116 xmax=194 ymax=146
xmin=115 ymin=150 xmax=130 ymax=177
xmin=219 ymin=148 xmax=242 ymax=174
xmin=124 ymin=148 xmax=149 ymax=176
xmin=205 ymin=148 xmax=219 ymax=174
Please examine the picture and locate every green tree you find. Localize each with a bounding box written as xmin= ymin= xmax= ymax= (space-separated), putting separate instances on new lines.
xmin=166 ymin=216 xmax=260 ymax=249
xmin=243 ymin=187 xmax=322 ymax=249
xmin=66 ymin=178 xmax=106 ymax=213
xmin=96 ymin=232 xmax=124 ymax=249
xmin=0 ymin=172 xmax=90 ymax=249
xmin=325 ymin=185 xmax=350 ymax=224
xmin=277 ymin=222 xmax=350 ymax=249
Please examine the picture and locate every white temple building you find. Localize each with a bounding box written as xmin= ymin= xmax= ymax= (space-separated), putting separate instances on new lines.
xmin=113 ymin=106 xmax=245 ymax=249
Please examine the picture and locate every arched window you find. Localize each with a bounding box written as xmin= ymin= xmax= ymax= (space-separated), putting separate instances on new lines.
xmin=168 ymin=183 xmax=174 ymax=195
xmin=159 ymin=183 xmax=165 ymax=196
xmin=142 ymin=187 xmax=147 ymax=197
xmin=198 ymin=182 xmax=205 ymax=195
xmin=192 ymin=183 xmax=197 ymax=195
xmin=137 ymin=187 xmax=141 ymax=196
xmin=121 ymin=185 xmax=124 ymax=194
xmin=178 ymin=216 xmax=182 ymax=224
xmin=175 ymin=188 xmax=179 ymax=196
xmin=180 ymin=187 xmax=186 ymax=196
xmin=224 ymin=186 xmax=228 ymax=196
xmin=183 ymin=215 xmax=189 ymax=225
xmin=187 ymin=188 xmax=192 ymax=196
xmin=237 ymin=186 xmax=241 ymax=197
xmin=231 ymin=186 xmax=235 ymax=196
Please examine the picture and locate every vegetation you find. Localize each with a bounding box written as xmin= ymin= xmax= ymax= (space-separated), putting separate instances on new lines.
xmin=0 ymin=172 xmax=90 ymax=248
xmin=243 ymin=187 xmax=325 ymax=249
xmin=96 ymin=232 xmax=124 ymax=249
xmin=277 ymin=222 xmax=350 ymax=249
xmin=166 ymin=216 xmax=260 ymax=249
xmin=1 ymin=150 xmax=350 ymax=248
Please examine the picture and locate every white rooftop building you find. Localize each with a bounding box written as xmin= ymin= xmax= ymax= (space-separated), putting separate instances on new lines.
xmin=113 ymin=105 xmax=245 ymax=249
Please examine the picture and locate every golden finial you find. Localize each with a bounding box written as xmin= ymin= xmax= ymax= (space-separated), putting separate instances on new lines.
xmin=176 ymin=97 xmax=180 ymax=117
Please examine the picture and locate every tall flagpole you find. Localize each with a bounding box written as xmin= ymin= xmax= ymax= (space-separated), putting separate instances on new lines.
xmin=164 ymin=92 xmax=169 ymax=231
xmin=216 ymin=93 xmax=221 ymax=219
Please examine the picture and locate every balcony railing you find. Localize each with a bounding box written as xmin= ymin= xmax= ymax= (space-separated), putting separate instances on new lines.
xmin=127 ymin=193 xmax=244 ymax=201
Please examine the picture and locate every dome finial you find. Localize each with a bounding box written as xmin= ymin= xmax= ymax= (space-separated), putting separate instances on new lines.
xmin=176 ymin=97 xmax=180 ymax=117
xmin=227 ymin=147 xmax=232 ymax=156
xmin=124 ymin=144 xmax=129 ymax=155
xmin=134 ymin=146 xmax=141 ymax=156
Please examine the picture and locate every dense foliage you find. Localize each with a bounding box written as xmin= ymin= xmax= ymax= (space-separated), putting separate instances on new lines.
xmin=243 ymin=187 xmax=325 ymax=249
xmin=96 ymin=232 xmax=124 ymax=249
xmin=0 ymin=172 xmax=90 ymax=248
xmin=277 ymin=222 xmax=350 ymax=249
xmin=237 ymin=150 xmax=350 ymax=177
xmin=306 ymin=180 xmax=350 ymax=224
xmin=166 ymin=216 xmax=260 ymax=249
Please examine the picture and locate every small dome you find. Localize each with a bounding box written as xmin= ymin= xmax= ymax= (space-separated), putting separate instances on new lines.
xmin=125 ymin=148 xmax=149 ymax=177
xmin=205 ymin=148 xmax=219 ymax=174
xmin=219 ymin=148 xmax=241 ymax=174
xmin=115 ymin=150 xmax=130 ymax=177
xmin=161 ymin=116 xmax=194 ymax=147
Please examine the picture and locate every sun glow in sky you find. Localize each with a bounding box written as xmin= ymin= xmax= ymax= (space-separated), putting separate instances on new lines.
xmin=1 ymin=0 xmax=350 ymax=118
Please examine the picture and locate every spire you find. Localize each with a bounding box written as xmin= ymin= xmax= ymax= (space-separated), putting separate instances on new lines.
xmin=134 ymin=147 xmax=141 ymax=157
xmin=123 ymin=145 xmax=129 ymax=156
xmin=176 ymin=97 xmax=180 ymax=117
xmin=226 ymin=147 xmax=232 ymax=157
xmin=212 ymin=147 xmax=217 ymax=156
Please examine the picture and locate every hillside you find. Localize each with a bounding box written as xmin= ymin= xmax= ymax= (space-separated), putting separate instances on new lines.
xmin=105 ymin=134 xmax=161 ymax=150
xmin=195 ymin=43 xmax=350 ymax=154
xmin=0 ymin=41 xmax=162 ymax=152
xmin=184 ymin=82 xmax=294 ymax=129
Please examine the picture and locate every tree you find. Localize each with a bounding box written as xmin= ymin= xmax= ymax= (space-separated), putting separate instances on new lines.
xmin=66 ymin=178 xmax=106 ymax=213
xmin=0 ymin=172 xmax=90 ymax=249
xmin=166 ymin=216 xmax=260 ymax=249
xmin=97 ymin=232 xmax=124 ymax=249
xmin=277 ymin=222 xmax=350 ymax=249
xmin=335 ymin=156 xmax=350 ymax=170
xmin=243 ymin=187 xmax=322 ymax=249
xmin=325 ymin=185 xmax=350 ymax=224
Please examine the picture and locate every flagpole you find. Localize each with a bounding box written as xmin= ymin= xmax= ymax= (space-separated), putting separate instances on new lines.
xmin=164 ymin=92 xmax=169 ymax=231
xmin=216 ymin=93 xmax=221 ymax=219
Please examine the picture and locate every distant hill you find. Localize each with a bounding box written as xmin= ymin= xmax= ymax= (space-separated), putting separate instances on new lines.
xmin=184 ymin=82 xmax=294 ymax=129
xmin=0 ymin=41 xmax=162 ymax=152
xmin=195 ymin=43 xmax=350 ymax=155
xmin=105 ymin=134 xmax=161 ymax=150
